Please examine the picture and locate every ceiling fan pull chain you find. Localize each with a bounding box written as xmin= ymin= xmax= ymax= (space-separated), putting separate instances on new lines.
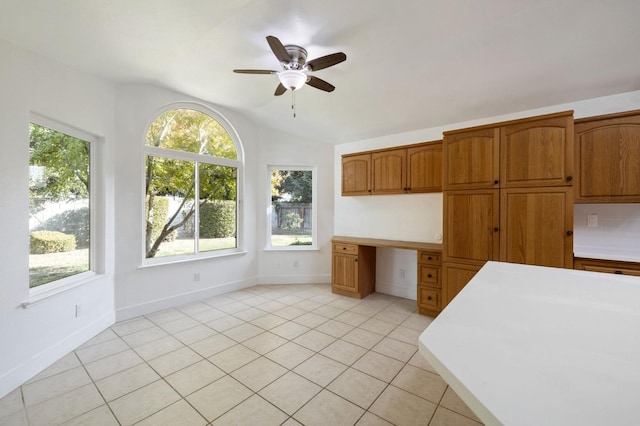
xmin=292 ymin=89 xmax=296 ymax=118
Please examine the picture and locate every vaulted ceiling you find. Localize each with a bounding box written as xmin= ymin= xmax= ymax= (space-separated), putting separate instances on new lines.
xmin=1 ymin=0 xmax=639 ymax=143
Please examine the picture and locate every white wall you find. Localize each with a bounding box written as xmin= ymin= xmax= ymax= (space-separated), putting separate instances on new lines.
xmin=335 ymin=90 xmax=640 ymax=299
xmin=257 ymin=128 xmax=334 ymax=285
xmin=0 ymin=39 xmax=116 ymax=398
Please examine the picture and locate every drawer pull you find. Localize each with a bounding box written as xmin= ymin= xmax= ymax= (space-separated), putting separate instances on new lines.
xmin=566 ymin=176 xmax=573 ymax=182
xmin=427 ymin=296 xmax=432 ymax=300
xmin=494 ymin=180 xmax=499 ymax=185
xmin=427 ymin=274 xmax=433 ymax=278
xmin=567 ymin=230 xmax=573 ymax=236
xmin=342 ymin=247 xmax=346 ymax=250
xmin=427 ymin=256 xmax=432 ymax=260
xmin=615 ymin=270 xmax=623 ymax=275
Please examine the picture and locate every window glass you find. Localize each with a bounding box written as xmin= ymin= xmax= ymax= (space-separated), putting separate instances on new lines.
xmin=269 ymin=168 xmax=315 ymax=248
xmin=29 ymin=123 xmax=90 ymax=287
xmin=145 ymin=108 xmax=237 ymax=159
xmin=144 ymin=107 xmax=240 ymax=260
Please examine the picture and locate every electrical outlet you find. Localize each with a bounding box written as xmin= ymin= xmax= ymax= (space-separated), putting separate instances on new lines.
xmin=193 ymin=272 xmax=200 ymax=282
xmin=75 ymin=304 xmax=81 ymax=318
xmin=399 ymin=269 xmax=405 ymax=278
xmin=293 ymin=259 xmax=299 ymax=268
xmin=587 ymin=214 xmax=598 ymax=227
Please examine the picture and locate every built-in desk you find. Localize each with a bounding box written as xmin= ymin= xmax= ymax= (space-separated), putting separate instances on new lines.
xmin=331 ymin=236 xmax=443 ymax=316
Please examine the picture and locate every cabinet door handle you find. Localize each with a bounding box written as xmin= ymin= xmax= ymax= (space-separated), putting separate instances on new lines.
xmin=566 ymin=176 xmax=573 ymax=182
xmin=567 ymin=230 xmax=573 ymax=236
xmin=427 ymin=296 xmax=432 ymax=300
xmin=494 ymin=227 xmax=499 ymax=232
xmin=493 ymin=180 xmax=499 ymax=185
xmin=427 ymin=274 xmax=433 ymax=278
xmin=354 ymin=259 xmax=358 ymax=262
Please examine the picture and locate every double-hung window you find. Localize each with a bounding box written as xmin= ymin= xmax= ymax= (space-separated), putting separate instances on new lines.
xmin=143 ymin=106 xmax=242 ymax=262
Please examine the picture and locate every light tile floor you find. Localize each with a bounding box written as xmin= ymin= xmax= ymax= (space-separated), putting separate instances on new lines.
xmin=0 ymin=284 xmax=484 ymax=426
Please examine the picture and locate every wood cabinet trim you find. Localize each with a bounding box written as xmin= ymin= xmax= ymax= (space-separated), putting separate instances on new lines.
xmin=443 ymin=110 xmax=574 ymax=136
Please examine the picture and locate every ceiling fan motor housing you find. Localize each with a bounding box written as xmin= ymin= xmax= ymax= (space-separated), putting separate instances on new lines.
xmin=283 ymin=45 xmax=308 ymax=70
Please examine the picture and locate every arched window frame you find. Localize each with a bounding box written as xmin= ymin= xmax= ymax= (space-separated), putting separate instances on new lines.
xmin=141 ymin=102 xmax=245 ymax=266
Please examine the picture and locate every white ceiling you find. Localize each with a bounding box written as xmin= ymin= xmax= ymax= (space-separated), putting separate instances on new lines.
xmin=1 ymin=0 xmax=639 ymax=144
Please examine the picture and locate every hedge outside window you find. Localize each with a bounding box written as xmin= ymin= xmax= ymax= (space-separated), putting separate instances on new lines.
xmin=28 ymin=121 xmax=93 ymax=288
xmin=144 ymin=107 xmax=241 ymax=260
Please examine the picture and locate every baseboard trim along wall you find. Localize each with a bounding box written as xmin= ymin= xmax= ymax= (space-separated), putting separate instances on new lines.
xmin=115 ymin=277 xmax=260 ymax=322
xmin=258 ymin=274 xmax=331 ymax=285
xmin=0 ymin=311 xmax=115 ymax=400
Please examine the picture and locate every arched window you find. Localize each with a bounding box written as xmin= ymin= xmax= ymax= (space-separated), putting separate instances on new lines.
xmin=143 ymin=105 xmax=243 ymax=261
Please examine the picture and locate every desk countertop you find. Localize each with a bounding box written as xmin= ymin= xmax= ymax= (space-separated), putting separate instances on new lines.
xmin=332 ymin=236 xmax=442 ymax=251
xmin=418 ymin=261 xmax=640 ymax=426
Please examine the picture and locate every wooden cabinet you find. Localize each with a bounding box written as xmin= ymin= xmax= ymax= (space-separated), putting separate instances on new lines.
xmin=443 ymin=190 xmax=500 ymax=265
xmin=331 ymin=242 xmax=376 ymax=298
xmin=342 ymin=153 xmax=371 ymax=195
xmin=501 ymin=114 xmax=574 ymax=188
xmin=371 ymin=149 xmax=406 ymax=194
xmin=342 ymin=141 xmax=442 ymax=195
xmin=500 ymin=187 xmax=574 ymax=268
xmin=575 ymin=110 xmax=640 ymax=203
xmin=442 ymin=262 xmax=482 ymax=306
xmin=574 ymin=258 xmax=640 ymax=277
xmin=442 ymin=111 xmax=575 ymax=309
xmin=443 ymin=128 xmax=499 ymax=191
xmin=443 ymin=111 xmax=573 ymax=190
xmin=407 ymin=143 xmax=443 ymax=193
xmin=417 ymin=250 xmax=442 ymax=316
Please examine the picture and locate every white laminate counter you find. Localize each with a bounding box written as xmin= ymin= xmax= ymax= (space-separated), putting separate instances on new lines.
xmin=418 ymin=261 xmax=640 ymax=426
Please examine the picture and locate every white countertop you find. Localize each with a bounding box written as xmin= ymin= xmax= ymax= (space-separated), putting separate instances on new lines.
xmin=419 ymin=261 xmax=640 ymax=426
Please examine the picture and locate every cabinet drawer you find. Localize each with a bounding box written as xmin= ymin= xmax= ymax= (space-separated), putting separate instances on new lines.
xmin=419 ymin=266 xmax=440 ymax=287
xmin=333 ymin=243 xmax=358 ymax=255
xmin=574 ymin=258 xmax=640 ymax=277
xmin=580 ymin=265 xmax=640 ymax=277
xmin=418 ymin=286 xmax=440 ymax=310
xmin=419 ymin=251 xmax=441 ymax=265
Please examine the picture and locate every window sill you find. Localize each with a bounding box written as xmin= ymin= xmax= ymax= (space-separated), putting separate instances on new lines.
xmin=264 ymin=245 xmax=319 ymax=252
xmin=23 ymin=271 xmax=105 ymax=308
xmin=139 ymin=249 xmax=248 ymax=269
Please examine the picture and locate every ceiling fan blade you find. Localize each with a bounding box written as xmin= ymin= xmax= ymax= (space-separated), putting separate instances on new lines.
xmin=306 ymin=76 xmax=335 ymax=92
xmin=267 ymin=35 xmax=291 ymax=63
xmin=233 ymin=69 xmax=277 ymax=74
xmin=274 ymin=83 xmax=287 ymax=96
xmin=305 ymin=52 xmax=346 ymax=71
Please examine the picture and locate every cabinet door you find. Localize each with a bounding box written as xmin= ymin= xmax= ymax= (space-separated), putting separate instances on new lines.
xmin=442 ymin=262 xmax=482 ymax=307
xmin=443 ymin=190 xmax=500 ymax=265
xmin=371 ymin=149 xmax=406 ymax=194
xmin=500 ymin=187 xmax=573 ymax=268
xmin=443 ymin=128 xmax=499 ymax=190
xmin=501 ymin=114 xmax=574 ymax=188
xmin=406 ymin=142 xmax=442 ymax=193
xmin=575 ymin=112 xmax=640 ymax=202
xmin=332 ymin=253 xmax=358 ymax=293
xmin=342 ymin=154 xmax=371 ymax=195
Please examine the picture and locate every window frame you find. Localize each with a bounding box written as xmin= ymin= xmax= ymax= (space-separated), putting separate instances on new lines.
xmin=266 ymin=165 xmax=318 ymax=251
xmin=28 ymin=112 xmax=103 ymax=300
xmin=141 ymin=102 xmax=245 ymax=266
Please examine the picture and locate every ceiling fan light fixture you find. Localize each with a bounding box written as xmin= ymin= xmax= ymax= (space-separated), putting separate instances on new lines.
xmin=278 ymin=70 xmax=307 ymax=91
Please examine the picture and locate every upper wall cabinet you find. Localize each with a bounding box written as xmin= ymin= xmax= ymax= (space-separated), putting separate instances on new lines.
xmin=443 ymin=128 xmax=499 ymax=191
xmin=342 ymin=141 xmax=442 ymax=196
xmin=574 ymin=110 xmax=640 ymax=203
xmin=501 ymin=114 xmax=574 ymax=188
xmin=443 ymin=111 xmax=574 ymax=190
xmin=342 ymin=153 xmax=372 ymax=195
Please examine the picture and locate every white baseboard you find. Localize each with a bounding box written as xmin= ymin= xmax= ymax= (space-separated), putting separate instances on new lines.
xmin=375 ymin=283 xmax=417 ymax=301
xmin=115 ymin=277 xmax=259 ymax=321
xmin=258 ymin=274 xmax=331 ymax=285
xmin=0 ymin=310 xmax=114 ymax=400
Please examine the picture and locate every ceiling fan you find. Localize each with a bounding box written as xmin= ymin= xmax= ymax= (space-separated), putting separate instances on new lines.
xmin=234 ymin=35 xmax=347 ymax=100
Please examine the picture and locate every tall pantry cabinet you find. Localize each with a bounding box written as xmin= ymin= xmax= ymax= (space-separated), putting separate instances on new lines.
xmin=442 ymin=111 xmax=575 ymax=307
